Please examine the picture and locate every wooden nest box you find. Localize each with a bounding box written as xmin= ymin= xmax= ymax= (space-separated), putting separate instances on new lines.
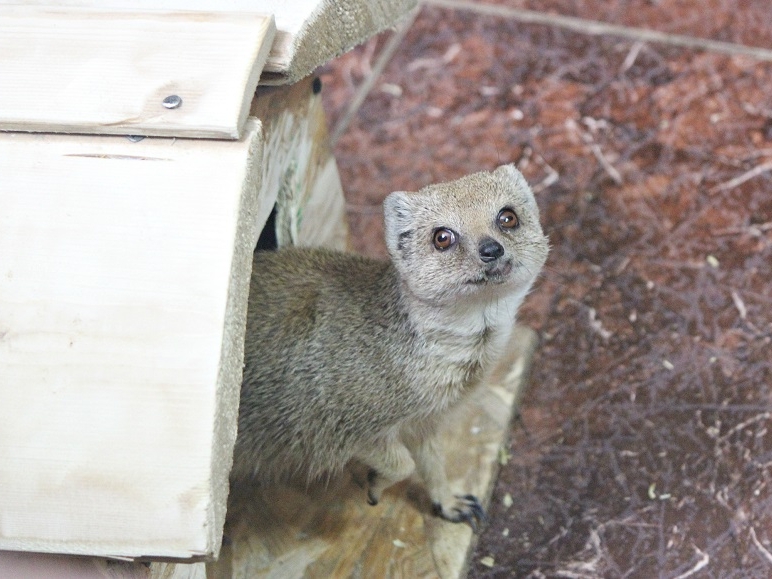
xmin=0 ymin=0 xmax=416 ymax=574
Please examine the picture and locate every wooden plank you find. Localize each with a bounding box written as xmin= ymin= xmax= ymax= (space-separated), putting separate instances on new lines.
xmin=258 ymin=0 xmax=419 ymax=85
xmin=251 ymin=77 xmax=348 ymax=250
xmin=0 ymin=120 xmax=272 ymax=560
xmin=10 ymin=0 xmax=418 ymax=85
xmin=0 ymin=6 xmax=275 ymax=139
xmin=207 ymin=326 xmax=537 ymax=579
xmin=0 ymin=552 xmax=206 ymax=579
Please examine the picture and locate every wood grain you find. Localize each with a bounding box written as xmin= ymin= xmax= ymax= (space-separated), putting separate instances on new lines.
xmin=208 ymin=326 xmax=536 ymax=579
xmin=6 ymin=0 xmax=418 ymax=86
xmin=0 ymin=552 xmax=207 ymax=579
xmin=0 ymin=121 xmax=270 ymax=560
xmin=251 ymin=77 xmax=348 ymax=250
xmin=0 ymin=6 xmax=275 ymax=139
xmin=259 ymin=0 xmax=419 ymax=84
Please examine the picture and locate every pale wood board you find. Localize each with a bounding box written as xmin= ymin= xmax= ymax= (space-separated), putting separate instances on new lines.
xmin=250 ymin=77 xmax=348 ymax=250
xmin=207 ymin=326 xmax=537 ymax=579
xmin=258 ymin=0 xmax=419 ymax=85
xmin=8 ymin=0 xmax=418 ymax=85
xmin=0 ymin=552 xmax=207 ymax=579
xmin=0 ymin=73 xmax=346 ymax=569
xmin=0 ymin=120 xmax=271 ymax=560
xmin=0 ymin=6 xmax=275 ymax=139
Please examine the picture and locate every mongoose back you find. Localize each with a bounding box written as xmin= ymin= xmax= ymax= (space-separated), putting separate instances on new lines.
xmin=233 ymin=164 xmax=549 ymax=526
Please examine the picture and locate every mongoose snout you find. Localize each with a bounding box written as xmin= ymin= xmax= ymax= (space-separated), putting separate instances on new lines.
xmin=233 ymin=164 xmax=549 ymax=530
xmin=478 ymin=238 xmax=505 ymax=262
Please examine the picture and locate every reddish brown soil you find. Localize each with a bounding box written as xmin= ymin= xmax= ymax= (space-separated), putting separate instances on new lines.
xmin=320 ymin=4 xmax=772 ymax=576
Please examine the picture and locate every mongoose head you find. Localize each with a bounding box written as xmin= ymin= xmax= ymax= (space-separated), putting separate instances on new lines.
xmin=383 ymin=164 xmax=549 ymax=306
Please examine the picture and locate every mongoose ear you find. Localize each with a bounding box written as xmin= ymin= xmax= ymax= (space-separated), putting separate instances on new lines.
xmin=494 ymin=163 xmax=525 ymax=184
xmin=383 ymin=191 xmax=415 ymax=256
xmin=494 ymin=164 xmax=534 ymax=200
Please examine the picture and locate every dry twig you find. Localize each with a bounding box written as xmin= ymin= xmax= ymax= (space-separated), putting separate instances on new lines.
xmin=673 ymin=545 xmax=710 ymax=579
xmin=731 ymin=290 xmax=747 ymax=320
xmin=750 ymin=527 xmax=772 ymax=565
xmin=711 ymin=162 xmax=772 ymax=193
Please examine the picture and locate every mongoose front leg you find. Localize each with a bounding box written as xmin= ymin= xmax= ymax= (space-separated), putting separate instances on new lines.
xmin=409 ymin=432 xmax=487 ymax=531
xmin=355 ymin=437 xmax=415 ymax=506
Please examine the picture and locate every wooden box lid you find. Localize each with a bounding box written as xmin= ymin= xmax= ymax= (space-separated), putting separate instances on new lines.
xmin=0 ymin=5 xmax=275 ymax=139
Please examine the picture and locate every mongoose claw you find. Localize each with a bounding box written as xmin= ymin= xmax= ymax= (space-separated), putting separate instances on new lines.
xmin=366 ymin=469 xmax=380 ymax=506
xmin=432 ymin=494 xmax=487 ymax=531
xmin=462 ymin=494 xmax=488 ymax=524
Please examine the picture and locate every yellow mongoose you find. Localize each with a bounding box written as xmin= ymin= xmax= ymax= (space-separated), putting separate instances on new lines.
xmin=233 ymin=164 xmax=549 ymax=527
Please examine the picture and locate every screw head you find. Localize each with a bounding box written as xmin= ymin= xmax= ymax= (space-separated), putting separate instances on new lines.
xmin=162 ymin=95 xmax=182 ymax=109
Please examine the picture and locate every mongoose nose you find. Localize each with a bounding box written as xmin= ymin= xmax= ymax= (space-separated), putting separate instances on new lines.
xmin=478 ymin=239 xmax=504 ymax=263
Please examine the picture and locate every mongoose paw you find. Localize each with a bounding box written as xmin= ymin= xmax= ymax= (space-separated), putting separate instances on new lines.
xmin=432 ymin=494 xmax=487 ymax=532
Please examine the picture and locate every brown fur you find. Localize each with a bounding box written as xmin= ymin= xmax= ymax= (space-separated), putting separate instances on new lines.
xmin=233 ymin=165 xmax=549 ymax=526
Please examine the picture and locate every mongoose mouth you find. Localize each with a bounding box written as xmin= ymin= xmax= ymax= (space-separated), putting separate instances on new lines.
xmin=466 ymin=259 xmax=513 ymax=285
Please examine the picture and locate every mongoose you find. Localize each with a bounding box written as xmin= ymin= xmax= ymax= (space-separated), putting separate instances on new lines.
xmin=233 ymin=164 xmax=549 ymax=527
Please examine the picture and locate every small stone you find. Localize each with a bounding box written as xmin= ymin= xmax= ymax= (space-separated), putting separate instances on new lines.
xmin=381 ymin=83 xmax=403 ymax=97
xmin=480 ymin=556 xmax=495 ymax=568
xmin=509 ymin=108 xmax=524 ymax=121
xmin=502 ymin=493 xmax=514 ymax=508
xmin=706 ymin=255 xmax=720 ymax=268
xmin=392 ymin=539 xmax=406 ymax=548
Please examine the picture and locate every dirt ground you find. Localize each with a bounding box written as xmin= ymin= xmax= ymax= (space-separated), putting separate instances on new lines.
xmin=318 ymin=2 xmax=772 ymax=577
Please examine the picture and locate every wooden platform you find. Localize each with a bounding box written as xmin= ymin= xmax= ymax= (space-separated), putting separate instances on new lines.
xmin=208 ymin=326 xmax=537 ymax=579
xmin=9 ymin=0 xmax=419 ymax=87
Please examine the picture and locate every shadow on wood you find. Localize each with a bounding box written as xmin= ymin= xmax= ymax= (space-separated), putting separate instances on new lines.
xmin=209 ymin=326 xmax=536 ymax=579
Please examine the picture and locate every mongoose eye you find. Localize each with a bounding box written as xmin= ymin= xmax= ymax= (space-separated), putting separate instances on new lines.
xmin=497 ymin=208 xmax=519 ymax=230
xmin=432 ymin=228 xmax=457 ymax=251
